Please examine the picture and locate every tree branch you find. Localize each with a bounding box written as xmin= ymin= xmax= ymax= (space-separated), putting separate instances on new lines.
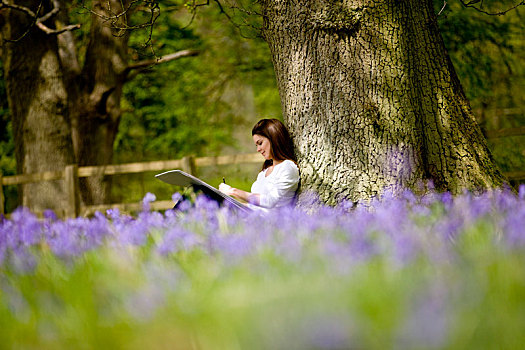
xmin=459 ymin=0 xmax=525 ymax=15
xmin=124 ymin=49 xmax=200 ymax=80
xmin=180 ymin=0 xmax=263 ymax=39
xmin=38 ymin=0 xmax=60 ymax=22
xmin=36 ymin=22 xmax=81 ymax=35
xmin=0 ymin=0 xmax=80 ymax=41
xmin=127 ymin=49 xmax=200 ymax=70
xmin=438 ymin=1 xmax=447 ymax=16
xmin=80 ymin=0 xmax=160 ymax=32
xmin=0 ymin=0 xmax=38 ymax=17
xmin=81 ymin=0 xmax=141 ymax=21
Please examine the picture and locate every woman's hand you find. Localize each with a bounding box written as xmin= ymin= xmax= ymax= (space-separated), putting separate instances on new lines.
xmin=219 ymin=184 xmax=260 ymax=205
xmin=219 ymin=183 xmax=235 ymax=196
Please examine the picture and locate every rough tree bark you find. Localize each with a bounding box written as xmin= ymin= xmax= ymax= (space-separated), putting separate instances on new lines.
xmin=261 ymin=0 xmax=506 ymax=204
xmin=0 ymin=0 xmax=76 ymax=212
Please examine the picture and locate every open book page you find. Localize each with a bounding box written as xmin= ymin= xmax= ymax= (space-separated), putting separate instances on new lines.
xmin=155 ymin=170 xmax=251 ymax=212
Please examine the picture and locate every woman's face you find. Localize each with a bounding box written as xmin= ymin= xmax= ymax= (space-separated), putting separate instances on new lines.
xmin=253 ymin=134 xmax=272 ymax=160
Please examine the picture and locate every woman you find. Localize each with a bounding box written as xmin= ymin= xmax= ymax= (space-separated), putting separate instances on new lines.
xmin=219 ymin=119 xmax=300 ymax=211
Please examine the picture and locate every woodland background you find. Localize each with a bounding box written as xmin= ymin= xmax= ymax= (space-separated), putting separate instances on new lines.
xmin=0 ymin=0 xmax=524 ymax=212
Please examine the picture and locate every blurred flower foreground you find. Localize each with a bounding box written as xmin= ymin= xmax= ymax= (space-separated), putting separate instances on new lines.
xmin=1 ymin=188 xmax=525 ymax=349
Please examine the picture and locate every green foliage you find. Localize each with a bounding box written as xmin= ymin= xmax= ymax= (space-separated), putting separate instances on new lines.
xmin=115 ymin=2 xmax=280 ymax=164
xmin=112 ymin=2 xmax=280 ymax=202
xmin=437 ymin=0 xmax=524 ymax=112
xmin=436 ymin=0 xmax=525 ymax=180
xmin=488 ymin=136 xmax=525 ymax=173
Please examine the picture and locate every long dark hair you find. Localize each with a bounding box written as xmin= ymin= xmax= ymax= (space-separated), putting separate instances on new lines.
xmin=252 ymin=118 xmax=297 ymax=170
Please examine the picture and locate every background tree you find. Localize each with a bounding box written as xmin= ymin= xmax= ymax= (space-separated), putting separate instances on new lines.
xmin=0 ymin=0 xmax=197 ymax=213
xmin=1 ymin=0 xmax=77 ymax=213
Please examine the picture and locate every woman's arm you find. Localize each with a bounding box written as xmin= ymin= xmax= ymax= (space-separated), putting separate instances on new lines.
xmin=257 ymin=162 xmax=300 ymax=208
xmin=219 ymin=183 xmax=260 ymax=206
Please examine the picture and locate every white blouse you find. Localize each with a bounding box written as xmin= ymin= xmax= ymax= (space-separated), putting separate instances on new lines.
xmin=250 ymin=160 xmax=300 ymax=210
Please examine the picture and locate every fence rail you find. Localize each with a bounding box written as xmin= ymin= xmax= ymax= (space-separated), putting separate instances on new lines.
xmin=0 ymin=153 xmax=262 ymax=218
xmin=1 ymin=151 xmax=524 ymax=218
xmin=485 ymin=126 xmax=525 ymax=139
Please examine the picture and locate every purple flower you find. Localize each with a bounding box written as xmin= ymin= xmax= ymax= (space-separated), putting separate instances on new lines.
xmin=43 ymin=209 xmax=58 ymax=221
xmin=493 ymin=189 xmax=518 ymax=213
xmin=194 ymin=194 xmax=220 ymax=213
xmin=116 ymin=218 xmax=150 ymax=246
xmin=172 ymin=192 xmax=183 ymax=204
xmin=434 ymin=215 xmax=464 ymax=242
xmin=9 ymin=247 xmax=38 ymax=273
xmin=157 ymin=226 xmax=199 ymax=255
xmin=218 ymin=233 xmax=256 ymax=262
xmin=440 ymin=192 xmax=454 ymax=209
xmin=142 ymin=192 xmax=156 ymax=212
xmin=402 ymin=189 xmax=418 ymax=205
xmin=397 ymin=283 xmax=450 ymax=349
xmin=10 ymin=207 xmax=42 ymax=247
xmin=504 ymin=204 xmax=525 ymax=248
xmin=44 ymin=215 xmax=111 ymax=258
xmin=519 ymin=184 xmax=525 ymax=200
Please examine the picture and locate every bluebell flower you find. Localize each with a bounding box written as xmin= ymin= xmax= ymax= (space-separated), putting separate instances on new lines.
xmin=10 ymin=207 xmax=42 ymax=247
xmin=117 ymin=217 xmax=150 ymax=246
xmin=396 ymin=283 xmax=450 ymax=349
xmin=141 ymin=192 xmax=156 ymax=212
xmin=171 ymin=192 xmax=183 ymax=204
xmin=216 ymin=233 xmax=255 ymax=263
xmin=43 ymin=209 xmax=58 ymax=221
xmin=440 ymin=191 xmax=454 ymax=209
xmin=157 ymin=226 xmax=199 ymax=255
xmin=504 ymin=204 xmax=525 ymax=248
xmin=10 ymin=247 xmax=38 ymax=273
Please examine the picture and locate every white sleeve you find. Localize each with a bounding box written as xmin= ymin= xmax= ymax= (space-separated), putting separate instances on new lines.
xmin=259 ymin=162 xmax=300 ymax=208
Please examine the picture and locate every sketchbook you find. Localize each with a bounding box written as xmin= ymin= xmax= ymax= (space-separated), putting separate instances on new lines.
xmin=155 ymin=170 xmax=251 ymax=213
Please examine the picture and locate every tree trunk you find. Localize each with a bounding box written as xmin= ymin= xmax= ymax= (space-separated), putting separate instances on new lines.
xmin=68 ymin=0 xmax=130 ymax=205
xmin=1 ymin=0 xmax=130 ymax=210
xmin=1 ymin=1 xmax=76 ymax=213
xmin=261 ymin=0 xmax=505 ymax=204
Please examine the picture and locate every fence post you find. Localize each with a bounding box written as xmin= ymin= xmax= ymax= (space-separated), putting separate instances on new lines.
xmin=181 ymin=156 xmax=197 ymax=176
xmin=64 ymin=164 xmax=79 ymax=218
xmin=0 ymin=173 xmax=4 ymax=217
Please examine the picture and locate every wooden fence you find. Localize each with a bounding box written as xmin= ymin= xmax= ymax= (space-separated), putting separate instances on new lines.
xmin=0 ymin=153 xmax=261 ymax=218
xmin=1 ymin=150 xmax=524 ymax=218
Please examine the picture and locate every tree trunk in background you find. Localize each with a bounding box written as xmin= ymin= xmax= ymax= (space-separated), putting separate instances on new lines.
xmin=67 ymin=0 xmax=130 ymax=205
xmin=1 ymin=0 xmax=130 ymax=211
xmin=1 ymin=1 xmax=76 ymax=213
xmin=262 ymin=0 xmax=505 ymax=204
